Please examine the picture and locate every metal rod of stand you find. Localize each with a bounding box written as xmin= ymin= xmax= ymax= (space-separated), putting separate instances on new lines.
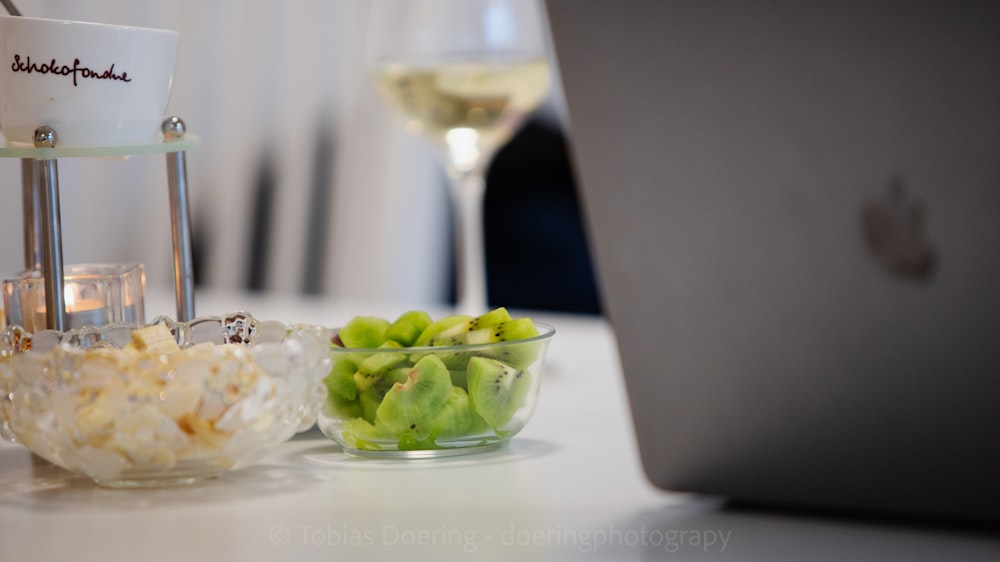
xmin=1 ymin=0 xmax=22 ymax=17
xmin=21 ymin=158 xmax=42 ymax=271
xmin=34 ymin=126 xmax=66 ymax=331
xmin=163 ymin=117 xmax=196 ymax=322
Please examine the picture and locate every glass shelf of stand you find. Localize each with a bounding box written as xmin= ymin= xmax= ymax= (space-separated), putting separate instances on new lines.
xmin=0 ymin=135 xmax=201 ymax=159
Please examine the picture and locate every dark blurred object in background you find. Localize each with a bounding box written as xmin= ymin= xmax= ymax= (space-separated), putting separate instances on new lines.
xmin=481 ymin=117 xmax=602 ymax=315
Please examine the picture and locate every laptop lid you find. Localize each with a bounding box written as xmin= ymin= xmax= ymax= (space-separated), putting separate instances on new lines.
xmin=546 ymin=0 xmax=1000 ymax=521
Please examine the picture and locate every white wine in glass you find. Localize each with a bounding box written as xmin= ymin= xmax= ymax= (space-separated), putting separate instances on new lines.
xmin=367 ymin=0 xmax=552 ymax=315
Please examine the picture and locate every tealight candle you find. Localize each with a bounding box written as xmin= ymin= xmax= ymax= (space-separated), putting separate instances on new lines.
xmin=2 ymin=263 xmax=145 ymax=333
xmin=34 ymin=296 xmax=108 ymax=331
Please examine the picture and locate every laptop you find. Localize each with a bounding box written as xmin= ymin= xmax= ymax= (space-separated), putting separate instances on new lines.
xmin=545 ymin=0 xmax=1000 ymax=522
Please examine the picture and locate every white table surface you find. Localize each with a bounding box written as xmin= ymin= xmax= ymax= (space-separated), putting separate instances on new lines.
xmin=2 ymin=289 xmax=998 ymax=561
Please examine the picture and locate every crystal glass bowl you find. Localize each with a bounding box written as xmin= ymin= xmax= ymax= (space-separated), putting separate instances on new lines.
xmin=0 ymin=312 xmax=330 ymax=487
xmin=317 ymin=322 xmax=554 ymax=458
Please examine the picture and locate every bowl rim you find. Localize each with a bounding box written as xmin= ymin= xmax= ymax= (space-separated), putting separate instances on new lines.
xmin=0 ymin=310 xmax=330 ymax=356
xmin=0 ymin=14 xmax=178 ymax=36
xmin=329 ymin=321 xmax=555 ymax=354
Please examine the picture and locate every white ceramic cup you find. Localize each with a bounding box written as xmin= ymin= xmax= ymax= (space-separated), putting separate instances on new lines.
xmin=0 ymin=16 xmax=178 ymax=147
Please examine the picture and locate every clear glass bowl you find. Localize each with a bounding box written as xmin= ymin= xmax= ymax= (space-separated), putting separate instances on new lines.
xmin=316 ymin=322 xmax=554 ymax=458
xmin=0 ymin=312 xmax=330 ymax=487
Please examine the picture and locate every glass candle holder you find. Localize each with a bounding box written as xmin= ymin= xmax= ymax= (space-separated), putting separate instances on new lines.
xmin=1 ymin=263 xmax=145 ymax=333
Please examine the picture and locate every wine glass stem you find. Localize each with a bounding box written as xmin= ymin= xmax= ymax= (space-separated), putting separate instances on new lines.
xmin=448 ymin=166 xmax=488 ymax=315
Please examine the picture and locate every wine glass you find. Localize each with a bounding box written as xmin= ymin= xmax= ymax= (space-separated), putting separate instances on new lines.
xmin=366 ymin=0 xmax=552 ymax=315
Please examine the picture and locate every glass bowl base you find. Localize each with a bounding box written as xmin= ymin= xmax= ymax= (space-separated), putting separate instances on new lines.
xmin=339 ymin=439 xmax=508 ymax=459
xmin=85 ymin=460 xmax=229 ymax=488
xmin=94 ymin=475 xmax=215 ymax=488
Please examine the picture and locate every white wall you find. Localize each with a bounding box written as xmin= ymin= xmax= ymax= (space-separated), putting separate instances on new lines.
xmin=0 ymin=0 xmax=454 ymax=305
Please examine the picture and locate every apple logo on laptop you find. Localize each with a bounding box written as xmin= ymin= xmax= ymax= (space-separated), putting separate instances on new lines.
xmin=861 ymin=176 xmax=937 ymax=281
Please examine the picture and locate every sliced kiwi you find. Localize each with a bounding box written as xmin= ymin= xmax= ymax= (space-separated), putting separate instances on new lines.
xmin=384 ymin=310 xmax=433 ymax=346
xmin=411 ymin=317 xmax=469 ymax=369
xmin=425 ymin=321 xmax=473 ymax=366
xmin=358 ymin=367 xmax=410 ymax=423
xmin=324 ymin=355 xmax=359 ymax=401
xmin=327 ymin=309 xmax=544 ymax=448
xmin=429 ymin=386 xmax=473 ymax=438
xmin=338 ymin=316 xmax=390 ymax=348
xmin=427 ymin=319 xmax=471 ymax=346
xmin=412 ymin=314 xmax=472 ymax=347
xmin=424 ymin=311 xmax=539 ymax=370
xmin=359 ymin=386 xmax=387 ymax=424
xmin=467 ymin=356 xmax=532 ymax=433
xmin=465 ymin=317 xmax=538 ymax=344
xmin=467 ymin=409 xmax=493 ymax=437
xmin=425 ymin=308 xmax=514 ymax=346
xmin=397 ymin=433 xmax=440 ymax=451
xmin=448 ymin=368 xmax=468 ymax=390
xmin=467 ymin=307 xmax=513 ymax=331
xmin=423 ymin=322 xmax=475 ymax=370
xmin=355 ymin=341 xmax=408 ymax=385
xmin=325 ymin=392 xmax=364 ymax=420
xmin=374 ymin=355 xmax=452 ymax=438
xmin=341 ymin=417 xmax=383 ymax=450
xmin=423 ymin=313 xmax=496 ymax=366
xmin=466 ymin=318 xmax=541 ymax=369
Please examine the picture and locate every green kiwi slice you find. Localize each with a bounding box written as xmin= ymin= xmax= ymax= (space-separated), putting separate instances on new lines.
xmin=422 ymin=308 xmax=509 ymax=364
xmin=384 ymin=310 xmax=433 ymax=346
xmin=429 ymin=386 xmax=473 ymax=438
xmin=466 ymin=318 xmax=542 ymax=369
xmin=425 ymin=307 xmax=514 ymax=347
xmin=338 ymin=316 xmax=390 ymax=348
xmin=341 ymin=417 xmax=383 ymax=450
xmin=448 ymin=369 xmax=468 ymax=390
xmin=427 ymin=319 xmax=471 ymax=346
xmin=424 ymin=321 xmax=476 ymax=370
xmin=358 ymin=367 xmax=410 ymax=423
xmin=412 ymin=314 xmax=472 ymax=347
xmin=354 ymin=341 xmax=408 ymax=391
xmin=467 ymin=356 xmax=532 ymax=433
xmin=412 ymin=317 xmax=469 ymax=369
xmin=358 ymin=387 xmax=381 ymax=424
xmin=374 ymin=355 xmax=452 ymax=439
xmin=324 ymin=355 xmax=359 ymax=401
xmin=326 ymin=392 xmax=364 ymax=420
xmin=467 ymin=307 xmax=513 ymax=330
xmin=465 ymin=317 xmax=539 ymax=344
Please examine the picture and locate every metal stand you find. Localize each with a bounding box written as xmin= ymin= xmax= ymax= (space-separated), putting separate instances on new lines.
xmin=13 ymin=117 xmax=199 ymax=330
xmin=20 ymin=159 xmax=41 ymax=272
xmin=32 ymin=127 xmax=66 ymax=331
xmin=162 ymin=117 xmax=196 ymax=323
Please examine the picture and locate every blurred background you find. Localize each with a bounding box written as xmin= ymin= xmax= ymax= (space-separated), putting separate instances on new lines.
xmin=0 ymin=0 xmax=600 ymax=315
